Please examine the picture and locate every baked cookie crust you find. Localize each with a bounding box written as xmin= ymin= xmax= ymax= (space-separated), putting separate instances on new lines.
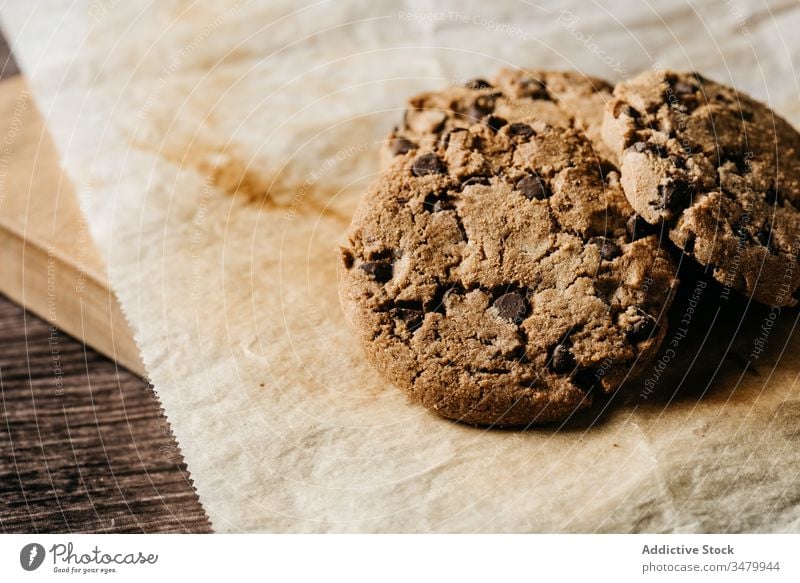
xmin=603 ymin=70 xmax=800 ymax=306
xmin=340 ymin=78 xmax=677 ymax=426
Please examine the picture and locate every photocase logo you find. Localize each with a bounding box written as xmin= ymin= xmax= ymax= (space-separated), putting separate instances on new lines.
xmin=20 ymin=543 xmax=46 ymax=571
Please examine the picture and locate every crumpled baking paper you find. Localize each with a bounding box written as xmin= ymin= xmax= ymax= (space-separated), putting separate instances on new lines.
xmin=3 ymin=0 xmax=800 ymax=532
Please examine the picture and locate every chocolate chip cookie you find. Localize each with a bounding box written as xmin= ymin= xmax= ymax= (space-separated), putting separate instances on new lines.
xmin=384 ymin=68 xmax=617 ymax=168
xmin=603 ymin=70 xmax=800 ymax=306
xmin=340 ymin=105 xmax=677 ymax=426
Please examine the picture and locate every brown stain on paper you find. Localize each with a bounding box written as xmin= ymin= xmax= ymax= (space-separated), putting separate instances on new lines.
xmin=133 ymin=139 xmax=351 ymax=223
xmin=199 ymin=149 xmax=351 ymax=223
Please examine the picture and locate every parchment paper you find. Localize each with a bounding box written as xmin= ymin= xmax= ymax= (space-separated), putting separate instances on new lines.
xmin=3 ymin=0 xmax=800 ymax=532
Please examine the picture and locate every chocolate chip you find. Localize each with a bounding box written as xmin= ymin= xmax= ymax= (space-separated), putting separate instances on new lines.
xmin=341 ymin=249 xmax=355 ymax=269
xmin=516 ymin=175 xmax=550 ymax=200
xmin=366 ymin=248 xmax=395 ymax=261
xmin=765 ymin=186 xmax=783 ymax=206
xmin=593 ymin=277 xmax=618 ymax=301
xmin=395 ymin=308 xmax=423 ymax=332
xmin=673 ymin=81 xmax=697 ymax=96
xmin=672 ymin=83 xmax=701 ymax=110
xmin=659 ymin=180 xmax=693 ymax=212
xmin=464 ymin=78 xmax=492 ymax=90
xmin=467 ymin=94 xmax=497 ymax=121
xmin=588 ymin=236 xmax=621 ymax=261
xmin=626 ymin=313 xmax=657 ymax=343
xmin=741 ymin=109 xmax=754 ymax=122
xmin=359 ymin=261 xmax=392 ymax=283
xmin=572 ymin=368 xmax=598 ymax=393
xmin=412 ymin=153 xmax=447 ymax=177
xmin=616 ymin=104 xmax=640 ymax=119
xmin=519 ymin=77 xmax=548 ymax=99
xmin=493 ymin=292 xmax=527 ymax=323
xmin=507 ymin=123 xmax=535 ymax=140
xmin=550 ymin=344 xmax=576 ymax=374
xmin=669 ymin=154 xmax=687 ymax=170
xmin=390 ymin=137 xmax=416 ymax=156
xmin=628 ymin=141 xmax=667 ymax=157
xmin=626 ymin=214 xmax=657 ymax=241
xmin=486 ymin=115 xmax=508 ymax=131
xmin=423 ymin=193 xmax=438 ymax=211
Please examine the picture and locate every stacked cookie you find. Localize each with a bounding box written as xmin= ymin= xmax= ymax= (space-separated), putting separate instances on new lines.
xmin=339 ymin=68 xmax=800 ymax=427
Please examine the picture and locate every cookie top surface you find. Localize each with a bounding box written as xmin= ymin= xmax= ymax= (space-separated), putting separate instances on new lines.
xmin=385 ymin=68 xmax=617 ymax=166
xmin=603 ymin=70 xmax=800 ymax=306
xmin=340 ymin=102 xmax=677 ymax=426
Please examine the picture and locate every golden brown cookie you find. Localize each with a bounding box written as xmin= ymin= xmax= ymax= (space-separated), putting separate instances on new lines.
xmin=603 ymin=70 xmax=800 ymax=306
xmin=340 ymin=82 xmax=678 ymax=426
xmin=383 ymin=68 xmax=617 ymax=167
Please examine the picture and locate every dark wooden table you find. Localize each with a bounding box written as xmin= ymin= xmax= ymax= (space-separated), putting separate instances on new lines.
xmin=0 ymin=31 xmax=210 ymax=533
xmin=0 ymin=294 xmax=211 ymax=533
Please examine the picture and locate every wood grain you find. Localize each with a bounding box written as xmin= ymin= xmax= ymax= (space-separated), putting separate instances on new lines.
xmin=0 ymin=74 xmax=145 ymax=376
xmin=0 ymin=294 xmax=211 ymax=533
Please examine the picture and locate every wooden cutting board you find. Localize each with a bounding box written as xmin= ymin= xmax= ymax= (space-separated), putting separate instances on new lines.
xmin=0 ymin=74 xmax=144 ymax=376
